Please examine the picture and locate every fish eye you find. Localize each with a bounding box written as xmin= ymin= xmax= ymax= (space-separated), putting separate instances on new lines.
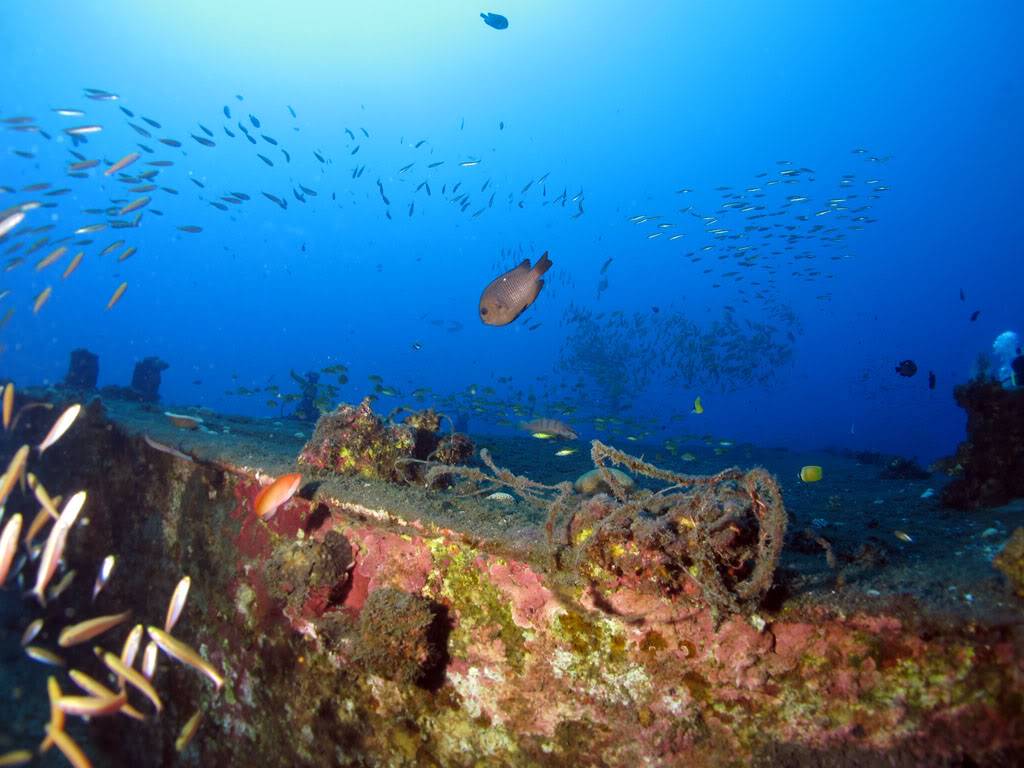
xmin=481 ymin=307 xmax=488 ymax=315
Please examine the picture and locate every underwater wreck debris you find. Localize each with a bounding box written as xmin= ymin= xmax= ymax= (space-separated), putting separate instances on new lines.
xmin=422 ymin=439 xmax=787 ymax=615
xmin=942 ymin=378 xmax=1024 ymax=508
xmin=266 ymin=529 xmax=354 ymax=618
xmin=100 ymin=355 xmax=169 ymax=402
xmin=994 ymin=527 xmax=1024 ymax=597
xmin=574 ymin=467 xmax=635 ymax=496
xmin=432 ymin=431 xmax=474 ymax=466
xmin=554 ymin=440 xmax=787 ymax=616
xmin=12 ymin=394 xmax=1024 ymax=765
xmin=298 ymin=397 xmax=473 ymax=483
xmin=424 ymin=446 xmax=575 ymax=508
xmin=350 ymin=587 xmax=449 ymax=687
xmin=130 ymin=356 xmax=169 ymax=402
xmin=63 ymin=348 xmax=99 ymax=389
xmin=878 ymin=455 xmax=930 ymax=480
xmin=289 ymin=369 xmax=321 ymax=422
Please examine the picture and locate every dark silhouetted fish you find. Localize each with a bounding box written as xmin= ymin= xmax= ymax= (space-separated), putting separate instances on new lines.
xmin=895 ymin=359 xmax=917 ymax=377
xmin=479 ymin=252 xmax=552 ymax=326
xmin=481 ymin=12 xmax=509 ymax=29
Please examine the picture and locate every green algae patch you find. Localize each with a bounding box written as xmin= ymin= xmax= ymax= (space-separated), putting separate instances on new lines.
xmin=426 ymin=538 xmax=527 ymax=672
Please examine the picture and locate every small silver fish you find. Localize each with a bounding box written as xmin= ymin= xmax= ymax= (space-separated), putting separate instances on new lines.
xmin=92 ymin=554 xmax=116 ymax=601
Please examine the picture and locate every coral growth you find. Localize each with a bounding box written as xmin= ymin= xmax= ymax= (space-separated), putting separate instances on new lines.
xmin=942 ymin=379 xmax=1024 ymax=508
xmin=298 ymin=397 xmax=473 ymax=483
xmin=350 ymin=587 xmax=449 ymax=687
xmin=425 ymin=439 xmax=787 ymax=616
xmin=994 ymin=527 xmax=1024 ymax=596
xmin=551 ymin=440 xmax=787 ymax=616
xmin=266 ymin=530 xmax=353 ymax=618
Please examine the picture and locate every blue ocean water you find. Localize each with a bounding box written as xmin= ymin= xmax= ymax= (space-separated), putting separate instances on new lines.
xmin=1 ymin=0 xmax=1022 ymax=464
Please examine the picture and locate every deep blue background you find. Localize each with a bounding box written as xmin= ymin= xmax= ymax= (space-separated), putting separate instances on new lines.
xmin=1 ymin=1 xmax=1022 ymax=462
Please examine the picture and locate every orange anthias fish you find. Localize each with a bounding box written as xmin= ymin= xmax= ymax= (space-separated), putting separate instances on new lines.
xmin=479 ymin=251 xmax=552 ymax=326
xmin=254 ymin=473 xmax=302 ymax=520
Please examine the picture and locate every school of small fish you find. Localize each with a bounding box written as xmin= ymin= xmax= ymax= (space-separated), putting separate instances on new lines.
xmin=0 ymin=383 xmax=224 ymax=766
xmin=0 ymin=86 xmax=581 ymax=334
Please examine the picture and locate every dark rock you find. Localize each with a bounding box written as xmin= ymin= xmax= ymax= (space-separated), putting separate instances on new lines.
xmin=266 ymin=530 xmax=354 ymax=618
xmin=942 ymin=379 xmax=1024 ymax=508
xmin=351 ymin=587 xmax=449 ymax=688
xmin=64 ymin=348 xmax=99 ymax=389
xmin=290 ymin=370 xmax=320 ymax=422
xmin=879 ymin=456 xmax=930 ymax=480
xmin=129 ymin=357 xmax=169 ymax=402
xmin=433 ymin=432 xmax=474 ymax=466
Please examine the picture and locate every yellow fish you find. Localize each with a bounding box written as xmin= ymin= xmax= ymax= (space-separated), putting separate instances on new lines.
xmin=33 ymin=286 xmax=53 ymax=314
xmin=554 ymin=448 xmax=576 ymax=456
xmin=692 ymin=396 xmax=703 ymax=414
xmin=799 ymin=465 xmax=823 ymax=482
xmin=106 ymin=281 xmax=127 ymax=310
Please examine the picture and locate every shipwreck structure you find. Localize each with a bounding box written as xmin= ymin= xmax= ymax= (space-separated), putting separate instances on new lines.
xmin=0 ymin=390 xmax=1021 ymax=767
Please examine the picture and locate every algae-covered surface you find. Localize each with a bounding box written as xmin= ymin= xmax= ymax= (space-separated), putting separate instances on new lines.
xmin=1 ymin=392 xmax=1022 ymax=767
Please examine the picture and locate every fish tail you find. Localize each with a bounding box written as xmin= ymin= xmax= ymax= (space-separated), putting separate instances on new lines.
xmin=533 ymin=251 xmax=552 ymax=276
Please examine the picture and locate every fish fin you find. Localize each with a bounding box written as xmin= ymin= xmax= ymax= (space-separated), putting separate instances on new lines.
xmin=516 ymin=258 xmax=530 ymax=270
xmin=533 ymin=251 xmax=552 ymax=276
